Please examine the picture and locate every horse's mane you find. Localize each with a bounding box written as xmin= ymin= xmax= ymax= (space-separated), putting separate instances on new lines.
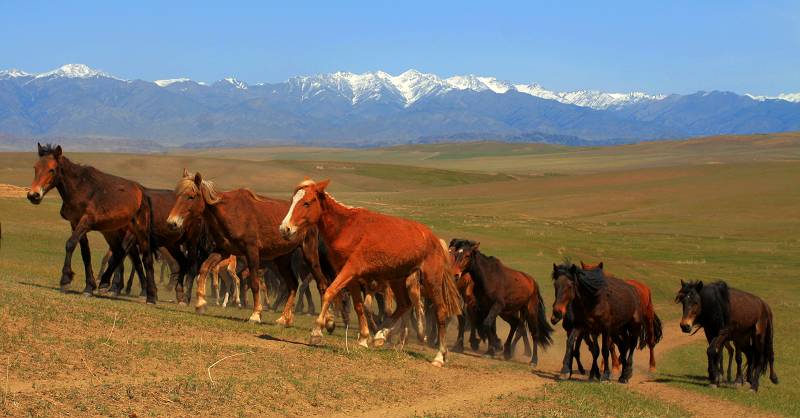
xmin=693 ymin=280 xmax=731 ymax=330
xmin=175 ymin=176 xmax=222 ymax=205
xmin=551 ymin=262 xmax=606 ymax=295
xmin=38 ymin=143 xmax=60 ymax=156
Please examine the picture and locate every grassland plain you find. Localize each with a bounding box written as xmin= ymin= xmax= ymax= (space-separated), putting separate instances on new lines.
xmin=1 ymin=133 xmax=798 ymax=417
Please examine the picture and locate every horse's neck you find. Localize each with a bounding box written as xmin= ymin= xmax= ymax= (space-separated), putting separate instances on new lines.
xmin=55 ymin=157 xmax=91 ymax=203
xmin=318 ymin=196 xmax=353 ymax=247
xmin=469 ymin=253 xmax=495 ymax=291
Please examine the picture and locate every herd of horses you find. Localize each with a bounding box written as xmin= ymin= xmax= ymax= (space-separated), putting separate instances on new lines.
xmin=25 ymin=144 xmax=778 ymax=391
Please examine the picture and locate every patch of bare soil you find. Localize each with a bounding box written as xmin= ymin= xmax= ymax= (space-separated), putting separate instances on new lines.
xmin=0 ymin=184 xmax=27 ymax=198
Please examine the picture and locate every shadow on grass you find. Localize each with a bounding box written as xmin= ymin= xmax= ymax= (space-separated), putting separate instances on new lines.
xmin=653 ymin=372 xmax=717 ymax=388
xmin=258 ymin=333 xmax=313 ymax=347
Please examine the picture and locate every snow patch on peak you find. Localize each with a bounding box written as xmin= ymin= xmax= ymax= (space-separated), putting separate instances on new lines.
xmin=515 ymin=83 xmax=664 ymax=109
xmin=223 ymin=77 xmax=248 ymax=89
xmin=0 ymin=69 xmax=31 ymax=79
xmin=154 ymin=78 xmax=192 ymax=87
xmin=35 ymin=64 xmax=119 ymax=80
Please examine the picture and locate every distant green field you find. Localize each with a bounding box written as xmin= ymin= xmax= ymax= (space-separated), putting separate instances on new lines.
xmin=1 ymin=133 xmax=799 ymax=416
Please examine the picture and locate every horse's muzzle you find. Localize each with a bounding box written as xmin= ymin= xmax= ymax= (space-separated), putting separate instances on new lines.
xmin=550 ymin=310 xmax=563 ymax=325
xmin=279 ymin=225 xmax=294 ymax=240
xmin=680 ymin=323 xmax=692 ymax=333
xmin=27 ymin=191 xmax=42 ymax=205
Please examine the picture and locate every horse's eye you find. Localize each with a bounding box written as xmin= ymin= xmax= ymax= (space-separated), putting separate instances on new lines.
xmin=48 ymin=169 xmax=55 ymax=174
xmin=187 ymin=195 xmax=195 ymax=200
xmin=303 ymin=201 xmax=311 ymax=207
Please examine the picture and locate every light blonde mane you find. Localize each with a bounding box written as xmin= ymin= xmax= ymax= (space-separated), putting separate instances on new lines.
xmin=175 ymin=176 xmax=222 ymax=205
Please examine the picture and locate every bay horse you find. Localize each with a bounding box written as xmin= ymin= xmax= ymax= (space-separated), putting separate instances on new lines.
xmin=581 ymin=261 xmax=663 ymax=372
xmin=676 ymin=280 xmax=778 ymax=391
xmin=551 ymin=263 xmax=644 ymax=383
xmin=27 ymin=143 xmax=157 ymax=303
xmin=449 ymin=239 xmax=552 ymax=366
xmin=279 ymin=179 xmax=462 ymax=366
xmin=166 ymin=171 xmax=330 ymax=328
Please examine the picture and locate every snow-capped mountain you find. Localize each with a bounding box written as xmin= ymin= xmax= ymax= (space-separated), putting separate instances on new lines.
xmin=746 ymin=92 xmax=800 ymax=103
xmin=0 ymin=63 xmax=799 ymax=147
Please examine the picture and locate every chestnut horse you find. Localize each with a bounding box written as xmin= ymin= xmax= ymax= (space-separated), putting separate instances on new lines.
xmin=581 ymin=262 xmax=663 ymax=372
xmin=676 ymin=280 xmax=778 ymax=391
xmin=27 ymin=144 xmax=157 ymax=303
xmin=449 ymin=239 xmax=552 ymax=367
xmin=551 ymin=263 xmax=644 ymax=383
xmin=279 ymin=179 xmax=462 ymax=366
xmin=166 ymin=171 xmax=330 ymax=327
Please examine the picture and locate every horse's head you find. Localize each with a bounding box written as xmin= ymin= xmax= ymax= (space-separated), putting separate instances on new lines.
xmin=448 ymin=238 xmax=479 ymax=280
xmin=551 ymin=263 xmax=579 ymax=325
xmin=28 ymin=143 xmax=63 ymax=204
xmin=280 ymin=178 xmax=330 ymax=240
xmin=675 ymin=279 xmax=703 ymax=333
xmin=168 ymin=169 xmax=219 ymax=231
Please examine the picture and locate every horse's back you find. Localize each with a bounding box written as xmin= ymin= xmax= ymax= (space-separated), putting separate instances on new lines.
xmin=729 ymin=287 xmax=770 ymax=330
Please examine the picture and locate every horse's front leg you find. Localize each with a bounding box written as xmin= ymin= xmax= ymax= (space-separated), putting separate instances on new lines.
xmin=452 ymin=314 xmax=466 ymax=353
xmin=346 ymin=282 xmax=371 ymax=348
xmin=560 ymin=329 xmax=578 ymax=379
xmin=60 ymin=216 xmax=92 ymax=293
xmin=482 ymin=302 xmax=504 ymax=357
xmin=310 ymin=263 xmax=359 ymax=345
xmin=707 ymin=329 xmax=731 ymax=387
xmin=195 ymin=253 xmax=222 ymax=314
xmin=601 ymin=332 xmax=611 ymax=381
xmin=588 ymin=333 xmax=601 ymax=381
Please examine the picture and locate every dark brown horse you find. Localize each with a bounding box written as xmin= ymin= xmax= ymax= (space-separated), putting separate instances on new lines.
xmin=551 ymin=263 xmax=644 ymax=383
xmin=581 ymin=261 xmax=663 ymax=372
xmin=167 ymin=171 xmax=330 ymax=328
xmin=27 ymin=144 xmax=157 ymax=303
xmin=279 ymin=179 xmax=462 ymax=366
xmin=676 ymin=280 xmax=778 ymax=391
xmin=449 ymin=239 xmax=552 ymax=367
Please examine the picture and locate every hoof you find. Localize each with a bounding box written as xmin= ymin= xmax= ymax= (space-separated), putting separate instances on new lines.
xmin=309 ymin=329 xmax=323 ymax=345
xmin=709 ymin=383 xmax=718 ymax=389
xmin=178 ymin=301 xmax=187 ymax=306
xmin=124 ymin=289 xmax=132 ymax=296
xmin=431 ymin=360 xmax=444 ymax=368
xmin=559 ymin=372 xmax=570 ymax=381
xmin=451 ymin=345 xmax=464 ymax=354
xmin=649 ymin=366 xmax=657 ymax=373
xmin=247 ymin=313 xmax=262 ymax=323
xmin=275 ymin=316 xmax=293 ymax=327
xmin=373 ymin=337 xmax=386 ymax=348
xmin=196 ymin=305 xmax=207 ymax=315
xmin=619 ymin=377 xmax=629 ymax=384
xmin=325 ymin=317 xmax=335 ymax=334
xmin=146 ymin=300 xmax=156 ymax=305
xmin=358 ymin=338 xmax=370 ymax=348
xmin=770 ymin=376 xmax=779 ymax=385
xmin=82 ymin=291 xmax=92 ymax=297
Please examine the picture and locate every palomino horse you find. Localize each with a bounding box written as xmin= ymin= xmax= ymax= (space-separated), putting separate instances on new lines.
xmin=166 ymin=171 xmax=330 ymax=328
xmin=279 ymin=179 xmax=462 ymax=367
xmin=449 ymin=239 xmax=552 ymax=367
xmin=27 ymin=144 xmax=157 ymax=303
xmin=676 ymin=280 xmax=778 ymax=391
xmin=581 ymin=262 xmax=663 ymax=372
xmin=551 ymin=263 xmax=644 ymax=383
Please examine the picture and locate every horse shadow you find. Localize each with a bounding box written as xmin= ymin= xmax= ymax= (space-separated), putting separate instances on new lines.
xmin=650 ymin=373 xmax=711 ymax=387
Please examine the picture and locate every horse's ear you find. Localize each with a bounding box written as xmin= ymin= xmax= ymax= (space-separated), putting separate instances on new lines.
xmin=472 ymin=241 xmax=480 ymax=251
xmin=580 ymin=261 xmax=587 ymax=269
xmin=37 ymin=142 xmax=45 ymax=156
xmin=553 ymin=263 xmax=558 ymax=271
xmin=569 ymin=264 xmax=578 ymax=275
xmin=53 ymin=145 xmax=62 ymax=158
xmin=597 ymin=262 xmax=603 ymax=269
xmin=680 ymin=279 xmax=686 ymax=287
xmin=193 ymin=172 xmax=203 ymax=186
xmin=695 ymin=281 xmax=703 ymax=291
xmin=316 ymin=179 xmax=331 ymax=193
xmin=182 ymin=167 xmax=191 ymax=177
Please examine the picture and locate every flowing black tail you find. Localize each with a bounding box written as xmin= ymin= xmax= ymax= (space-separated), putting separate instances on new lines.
xmin=535 ymin=284 xmax=554 ymax=348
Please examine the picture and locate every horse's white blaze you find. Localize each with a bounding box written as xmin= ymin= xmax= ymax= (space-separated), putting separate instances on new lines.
xmin=281 ymin=188 xmax=305 ymax=232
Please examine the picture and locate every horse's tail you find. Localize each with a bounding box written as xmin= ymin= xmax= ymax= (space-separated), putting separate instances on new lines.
xmin=762 ymin=304 xmax=776 ymax=381
xmin=653 ymin=313 xmax=663 ymax=345
xmin=534 ymin=283 xmax=554 ymax=348
xmin=437 ymin=238 xmax=462 ymax=317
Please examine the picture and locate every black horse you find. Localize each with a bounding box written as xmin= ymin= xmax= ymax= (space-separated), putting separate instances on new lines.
xmin=676 ymin=280 xmax=778 ymax=391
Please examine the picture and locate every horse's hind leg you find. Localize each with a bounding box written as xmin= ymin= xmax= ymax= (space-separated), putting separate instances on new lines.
xmin=347 ymin=282 xmax=371 ymax=348
xmin=77 ymin=235 xmax=96 ymax=296
xmin=600 ymin=333 xmax=612 ymax=381
xmin=574 ymin=332 xmax=587 ymax=375
xmin=560 ymin=329 xmax=577 ymax=379
xmin=274 ymin=255 xmax=299 ymax=327
xmin=452 ymin=314 xmax=466 ymax=353
xmin=588 ymin=333 xmax=601 ymax=381
xmin=502 ymin=314 xmax=520 ymax=361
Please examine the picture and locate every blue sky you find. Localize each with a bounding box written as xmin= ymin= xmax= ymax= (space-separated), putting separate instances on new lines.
xmin=1 ymin=1 xmax=798 ymax=95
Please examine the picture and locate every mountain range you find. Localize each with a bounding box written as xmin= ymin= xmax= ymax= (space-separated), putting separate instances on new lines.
xmin=1 ymin=64 xmax=799 ymax=149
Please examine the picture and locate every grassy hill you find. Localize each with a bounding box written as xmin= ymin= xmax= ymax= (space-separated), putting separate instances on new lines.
xmin=1 ymin=133 xmax=798 ymax=416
